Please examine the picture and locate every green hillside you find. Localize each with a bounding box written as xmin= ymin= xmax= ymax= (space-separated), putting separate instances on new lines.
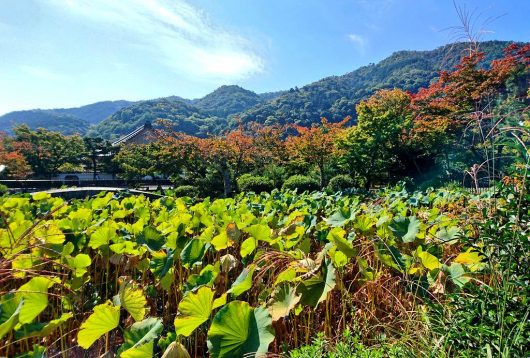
xmin=51 ymin=100 xmax=133 ymax=124
xmin=238 ymin=41 xmax=511 ymax=126
xmin=0 ymin=100 xmax=132 ymax=134
xmin=192 ymin=85 xmax=262 ymax=118
xmin=1 ymin=41 xmax=515 ymax=137
xmin=88 ymin=98 xmax=224 ymax=139
xmin=0 ymin=110 xmax=90 ymax=135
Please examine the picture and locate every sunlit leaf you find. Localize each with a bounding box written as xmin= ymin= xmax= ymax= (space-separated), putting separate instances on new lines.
xmin=267 ymin=283 xmax=301 ymax=321
xmin=207 ymin=301 xmax=274 ymax=358
xmin=228 ymin=265 xmax=255 ymax=298
xmin=17 ymin=277 xmax=58 ymax=324
xmin=77 ymin=301 xmax=120 ymax=349
xmin=174 ymin=287 xmax=215 ymax=337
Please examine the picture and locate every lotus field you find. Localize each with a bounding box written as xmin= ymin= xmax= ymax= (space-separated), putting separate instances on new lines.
xmin=0 ymin=188 xmax=492 ymax=356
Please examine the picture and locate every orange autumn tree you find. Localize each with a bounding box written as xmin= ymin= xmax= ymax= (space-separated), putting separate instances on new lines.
xmin=410 ymin=43 xmax=530 ymax=176
xmin=286 ymin=117 xmax=349 ymax=188
xmin=0 ymin=132 xmax=31 ymax=179
xmin=160 ymin=126 xmax=257 ymax=197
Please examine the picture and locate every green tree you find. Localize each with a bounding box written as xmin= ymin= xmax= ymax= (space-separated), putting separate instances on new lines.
xmin=13 ymin=125 xmax=86 ymax=177
xmin=83 ymin=137 xmax=116 ymax=179
xmin=113 ymin=143 xmax=165 ymax=180
xmin=338 ymin=89 xmax=412 ymax=188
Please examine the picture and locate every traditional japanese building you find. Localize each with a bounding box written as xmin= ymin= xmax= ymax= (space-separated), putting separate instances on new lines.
xmin=112 ymin=121 xmax=156 ymax=146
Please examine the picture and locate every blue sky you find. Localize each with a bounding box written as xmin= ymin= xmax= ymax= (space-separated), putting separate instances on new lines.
xmin=0 ymin=0 xmax=529 ymax=115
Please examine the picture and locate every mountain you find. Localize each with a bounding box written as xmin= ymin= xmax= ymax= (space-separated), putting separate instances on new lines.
xmin=238 ymin=41 xmax=511 ymax=126
xmin=91 ymin=85 xmax=282 ymax=139
xmin=0 ymin=100 xmax=133 ymax=134
xmin=88 ymin=98 xmax=224 ymax=139
xmin=1 ymin=41 xmax=516 ymax=137
xmin=0 ymin=110 xmax=90 ymax=135
xmin=51 ymin=100 xmax=134 ymax=124
xmin=192 ymin=85 xmax=262 ymax=118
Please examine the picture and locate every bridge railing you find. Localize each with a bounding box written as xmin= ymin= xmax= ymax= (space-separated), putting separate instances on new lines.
xmin=0 ymin=179 xmax=173 ymax=191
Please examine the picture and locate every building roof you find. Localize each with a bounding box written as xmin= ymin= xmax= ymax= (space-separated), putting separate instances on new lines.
xmin=112 ymin=121 xmax=154 ymax=146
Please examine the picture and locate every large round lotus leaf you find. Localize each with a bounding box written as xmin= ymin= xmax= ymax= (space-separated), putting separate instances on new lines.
xmin=113 ymin=280 xmax=147 ymax=321
xmin=174 ymin=286 xmax=215 ymax=337
xmin=16 ymin=276 xmax=58 ymax=324
xmin=77 ymin=301 xmax=120 ymax=349
xmin=296 ymin=260 xmax=336 ymax=308
xmin=267 ymin=283 xmax=301 ymax=321
xmin=207 ymin=301 xmax=274 ymax=358
xmin=119 ymin=317 xmax=163 ymax=354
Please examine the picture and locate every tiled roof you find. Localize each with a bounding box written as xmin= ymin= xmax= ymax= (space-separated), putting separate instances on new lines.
xmin=111 ymin=121 xmax=153 ymax=146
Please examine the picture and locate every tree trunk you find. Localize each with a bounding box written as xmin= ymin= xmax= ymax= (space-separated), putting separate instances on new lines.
xmin=318 ymin=163 xmax=325 ymax=189
xmin=221 ymin=167 xmax=233 ymax=197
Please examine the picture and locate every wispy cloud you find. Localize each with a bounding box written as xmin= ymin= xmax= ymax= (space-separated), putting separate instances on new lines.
xmin=18 ymin=65 xmax=65 ymax=81
xmin=348 ymin=33 xmax=367 ymax=53
xmin=48 ymin=0 xmax=264 ymax=82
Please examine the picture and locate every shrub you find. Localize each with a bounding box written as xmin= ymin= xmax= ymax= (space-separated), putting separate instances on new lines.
xmin=173 ymin=185 xmax=199 ymax=198
xmin=327 ymin=174 xmax=355 ymax=192
xmin=282 ymin=175 xmax=319 ymax=192
xmin=0 ymin=184 xmax=7 ymax=196
xmin=237 ymin=174 xmax=274 ymax=193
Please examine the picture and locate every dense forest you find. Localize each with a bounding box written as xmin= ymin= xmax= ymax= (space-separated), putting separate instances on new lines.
xmin=0 ymin=41 xmax=514 ymax=139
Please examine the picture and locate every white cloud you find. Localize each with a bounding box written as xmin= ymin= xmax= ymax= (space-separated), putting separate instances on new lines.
xmin=18 ymin=65 xmax=65 ymax=81
xmin=348 ymin=34 xmax=367 ymax=53
xmin=49 ymin=0 xmax=264 ymax=82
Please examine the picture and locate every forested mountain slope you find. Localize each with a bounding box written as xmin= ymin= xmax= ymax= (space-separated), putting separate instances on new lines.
xmin=0 ymin=100 xmax=132 ymax=134
xmin=238 ymin=41 xmax=511 ymax=126
xmin=1 ymin=41 xmax=515 ymax=137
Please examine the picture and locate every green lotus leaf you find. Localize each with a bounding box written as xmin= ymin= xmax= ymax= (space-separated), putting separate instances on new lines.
xmin=207 ymin=301 xmax=274 ymax=358
xmin=326 ymin=227 xmax=356 ymax=258
xmin=89 ymin=222 xmax=118 ymax=249
xmin=435 ymin=226 xmax=460 ymax=243
xmin=160 ymin=268 xmax=175 ymax=291
xmin=114 ymin=280 xmax=147 ymax=321
xmin=417 ymin=249 xmax=440 ymax=271
xmin=174 ymin=286 xmax=215 ymax=337
xmin=68 ymin=254 xmax=91 ymax=277
xmin=77 ymin=301 xmax=120 ymax=349
xmin=274 ymin=266 xmax=297 ymax=285
xmin=31 ymin=192 xmax=51 ymax=201
xmin=243 ymin=224 xmax=272 ymax=243
xmin=297 ymin=260 xmax=335 ymax=307
xmin=389 ymin=216 xmax=420 ymax=243
xmin=11 ymin=254 xmax=35 ymax=278
xmin=240 ymin=237 xmax=257 ymax=258
xmin=267 ymin=283 xmax=301 ymax=321
xmin=325 ymin=208 xmax=353 ymax=227
xmin=121 ymin=340 xmax=154 ymax=358
xmin=228 ymin=264 xmax=255 ymax=298
xmin=16 ymin=276 xmax=58 ymax=324
xmin=446 ymin=263 xmax=469 ymax=288
xmin=150 ymin=250 xmax=174 ymax=278
xmin=211 ymin=231 xmax=229 ymax=251
xmin=185 ymin=263 xmax=219 ymax=291
xmin=121 ymin=317 xmax=163 ymax=353
xmin=33 ymin=223 xmax=65 ymax=245
xmin=137 ymin=226 xmax=164 ymax=251
xmin=0 ymin=293 xmax=23 ymax=339
xmin=354 ymin=214 xmax=376 ymax=234
xmin=15 ymin=312 xmax=73 ymax=339
xmin=180 ymin=239 xmax=209 ymax=268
